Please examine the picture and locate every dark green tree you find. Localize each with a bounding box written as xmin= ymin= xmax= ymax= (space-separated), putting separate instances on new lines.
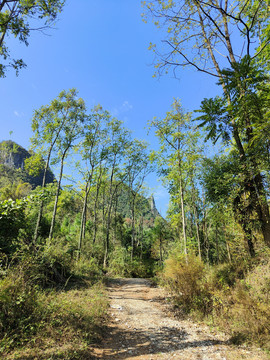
xmin=197 ymin=58 xmax=270 ymax=254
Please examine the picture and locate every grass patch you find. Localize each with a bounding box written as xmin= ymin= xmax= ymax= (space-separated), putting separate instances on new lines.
xmin=1 ymin=282 xmax=108 ymax=359
xmin=161 ymin=251 xmax=270 ymax=352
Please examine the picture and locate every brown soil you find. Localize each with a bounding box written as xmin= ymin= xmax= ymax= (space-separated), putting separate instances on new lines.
xmin=92 ymin=278 xmax=268 ymax=360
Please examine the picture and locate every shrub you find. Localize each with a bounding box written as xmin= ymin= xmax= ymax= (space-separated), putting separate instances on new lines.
xmin=37 ymin=241 xmax=74 ymax=286
xmin=0 ymin=270 xmax=43 ymax=351
xmin=73 ymin=257 xmax=103 ymax=281
xmin=107 ymin=247 xmax=153 ymax=278
xmin=107 ymin=247 xmax=127 ymax=276
xmin=210 ymin=260 xmax=252 ymax=289
xmin=210 ymin=259 xmax=270 ymax=350
xmin=162 ymin=253 xmax=212 ymax=315
xmin=126 ymin=258 xmax=153 ymax=278
xmin=0 ymin=270 xmax=108 ymax=356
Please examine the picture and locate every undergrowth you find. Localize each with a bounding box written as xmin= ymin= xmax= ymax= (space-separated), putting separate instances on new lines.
xmin=0 ymin=245 xmax=108 ymax=359
xmin=161 ymin=250 xmax=270 ymax=352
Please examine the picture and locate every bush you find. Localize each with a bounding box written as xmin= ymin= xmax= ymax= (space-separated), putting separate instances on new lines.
xmin=37 ymin=241 xmax=74 ymax=286
xmin=107 ymin=247 xmax=153 ymax=278
xmin=107 ymin=247 xmax=127 ymax=276
xmin=210 ymin=259 xmax=270 ymax=350
xmin=158 ymin=251 xmax=270 ymax=351
xmin=0 ymin=271 xmax=108 ymax=356
xmin=126 ymin=258 xmax=153 ymax=278
xmin=0 ymin=270 xmax=43 ymax=351
xmin=162 ymin=253 xmax=212 ymax=315
xmin=210 ymin=260 xmax=252 ymax=289
xmin=73 ymin=257 xmax=103 ymax=281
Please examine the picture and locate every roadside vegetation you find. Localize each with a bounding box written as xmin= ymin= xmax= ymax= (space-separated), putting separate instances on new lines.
xmin=160 ymin=249 xmax=270 ymax=352
xmin=1 ymin=0 xmax=270 ymax=357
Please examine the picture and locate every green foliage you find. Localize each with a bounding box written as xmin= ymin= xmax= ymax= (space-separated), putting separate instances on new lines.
xmin=36 ymin=241 xmax=74 ymax=286
xmin=24 ymin=152 xmax=45 ymax=176
xmin=0 ymin=269 xmax=43 ymax=351
xmin=126 ymin=257 xmax=153 ymax=278
xmin=0 ymin=140 xmax=55 ymax=189
xmin=107 ymin=247 xmax=128 ymax=276
xmin=201 ymin=155 xmax=240 ymax=204
xmin=107 ymin=246 xmax=153 ymax=278
xmin=0 ymin=197 xmax=29 ymax=255
xmin=0 ymin=264 xmax=108 ymax=356
xmin=211 ymin=261 xmax=252 ymax=289
xmin=0 ymin=0 xmax=65 ymax=77
xmin=73 ymin=258 xmax=103 ymax=281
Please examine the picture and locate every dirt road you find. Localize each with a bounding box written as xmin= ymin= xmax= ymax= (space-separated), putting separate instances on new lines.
xmin=92 ymin=278 xmax=268 ymax=359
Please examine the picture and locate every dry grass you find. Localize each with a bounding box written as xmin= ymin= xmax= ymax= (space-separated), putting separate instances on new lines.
xmin=161 ymin=252 xmax=270 ymax=353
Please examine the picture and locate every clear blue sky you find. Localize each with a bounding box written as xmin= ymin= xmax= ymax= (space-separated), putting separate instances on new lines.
xmin=0 ymin=0 xmax=219 ymax=215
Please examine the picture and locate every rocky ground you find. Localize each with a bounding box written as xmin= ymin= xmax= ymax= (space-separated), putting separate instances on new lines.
xmin=92 ymin=278 xmax=268 ymax=360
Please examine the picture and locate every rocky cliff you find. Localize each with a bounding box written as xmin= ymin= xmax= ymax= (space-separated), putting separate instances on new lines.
xmin=0 ymin=140 xmax=55 ymax=188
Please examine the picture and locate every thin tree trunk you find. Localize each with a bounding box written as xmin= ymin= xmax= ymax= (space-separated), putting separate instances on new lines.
xmin=159 ymin=234 xmax=163 ymax=265
xmin=215 ymin=225 xmax=219 ymax=264
xmin=33 ymin=121 xmax=65 ymax=243
xmin=194 ymin=209 xmax=201 ymax=260
xmin=226 ymin=239 xmax=232 ymax=263
xmin=179 ymin=171 xmax=187 ymax=260
xmin=49 ymin=148 xmax=68 ymax=241
xmin=191 ymin=182 xmax=201 ymax=260
xmin=93 ymin=174 xmax=102 ymax=244
xmin=33 ymin=145 xmax=54 ymax=244
xmin=131 ymin=195 xmax=136 ymax=260
xmin=78 ymin=182 xmax=90 ymax=260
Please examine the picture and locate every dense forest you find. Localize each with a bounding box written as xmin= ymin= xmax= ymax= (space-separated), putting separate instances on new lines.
xmin=0 ymin=0 xmax=270 ymax=358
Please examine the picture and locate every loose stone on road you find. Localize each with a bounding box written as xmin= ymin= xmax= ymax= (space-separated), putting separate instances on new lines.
xmin=92 ymin=278 xmax=268 ymax=359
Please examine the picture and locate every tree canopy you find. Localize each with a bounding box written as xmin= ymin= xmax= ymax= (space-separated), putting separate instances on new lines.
xmin=0 ymin=0 xmax=65 ymax=77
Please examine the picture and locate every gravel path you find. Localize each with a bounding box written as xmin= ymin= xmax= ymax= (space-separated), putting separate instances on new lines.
xmin=92 ymin=278 xmax=268 ymax=359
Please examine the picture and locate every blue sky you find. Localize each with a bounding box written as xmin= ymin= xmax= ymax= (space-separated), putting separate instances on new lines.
xmin=0 ymin=0 xmax=219 ymax=215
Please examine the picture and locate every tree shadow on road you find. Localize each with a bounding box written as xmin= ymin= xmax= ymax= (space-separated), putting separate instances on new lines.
xmin=97 ymin=323 xmax=227 ymax=359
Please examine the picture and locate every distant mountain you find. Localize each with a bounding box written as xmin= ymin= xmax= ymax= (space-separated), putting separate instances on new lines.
xmin=116 ymin=183 xmax=160 ymax=223
xmin=0 ymin=140 xmax=55 ymax=188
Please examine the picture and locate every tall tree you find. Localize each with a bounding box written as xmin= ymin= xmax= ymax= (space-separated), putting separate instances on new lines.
xmin=77 ymin=106 xmax=109 ymax=259
xmin=30 ymin=89 xmax=86 ymax=243
xmin=197 ymin=59 xmax=270 ymax=253
xmin=149 ymin=99 xmax=202 ymax=259
xmin=126 ymin=139 xmax=152 ymax=259
xmin=143 ymin=0 xmax=270 ymax=251
xmin=48 ymin=90 xmax=85 ymax=241
xmin=143 ymin=0 xmax=269 ymax=78
xmin=102 ymin=117 xmax=131 ymax=267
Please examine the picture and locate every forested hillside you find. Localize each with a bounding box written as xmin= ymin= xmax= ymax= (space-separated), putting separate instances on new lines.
xmin=0 ymin=0 xmax=270 ymax=358
xmin=0 ymin=140 xmax=55 ymax=192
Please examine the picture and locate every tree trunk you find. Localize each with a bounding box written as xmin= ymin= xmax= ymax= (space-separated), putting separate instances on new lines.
xmin=78 ymin=182 xmax=90 ymax=260
xmin=215 ymin=225 xmax=219 ymax=264
xmin=252 ymin=173 xmax=270 ymax=247
xmin=130 ymin=195 xmax=136 ymax=260
xmin=226 ymin=239 xmax=232 ymax=263
xmin=159 ymin=234 xmax=163 ymax=265
xmin=33 ymin=144 xmax=53 ymax=243
xmin=49 ymin=148 xmax=68 ymax=241
xmin=33 ymin=120 xmax=65 ymax=243
xmin=93 ymin=166 xmax=103 ymax=244
xmin=179 ymin=172 xmax=187 ymax=260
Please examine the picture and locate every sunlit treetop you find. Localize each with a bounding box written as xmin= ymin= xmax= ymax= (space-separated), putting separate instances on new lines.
xmin=142 ymin=0 xmax=270 ymax=78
